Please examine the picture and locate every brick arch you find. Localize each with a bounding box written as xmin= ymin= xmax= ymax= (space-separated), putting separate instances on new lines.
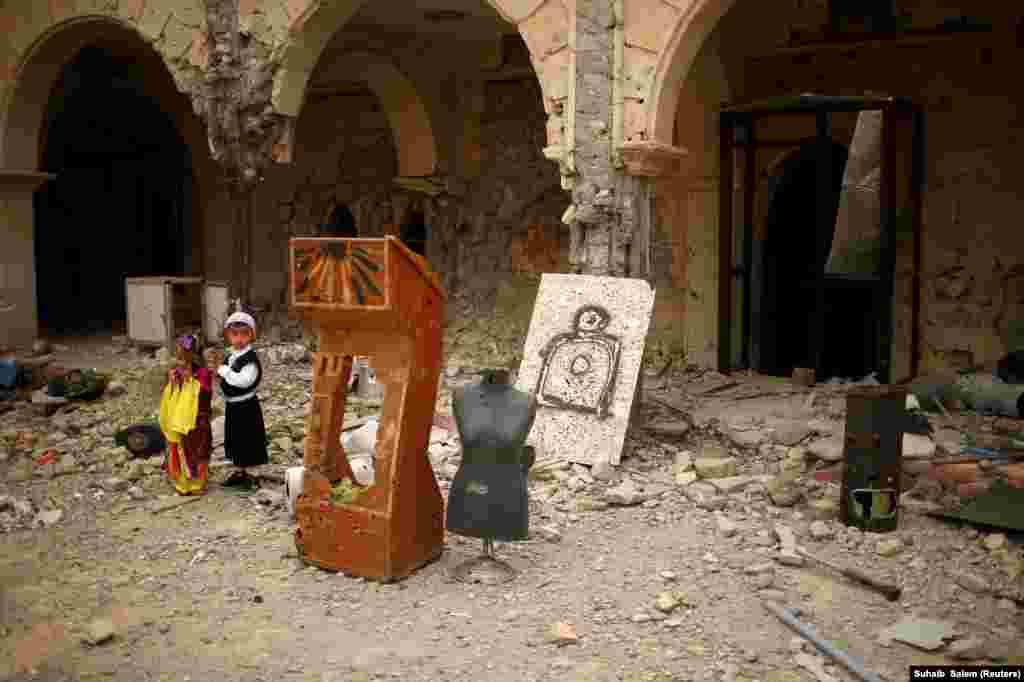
xmin=271 ymin=0 xmax=570 ymax=151
xmin=647 ymin=0 xmax=737 ymax=146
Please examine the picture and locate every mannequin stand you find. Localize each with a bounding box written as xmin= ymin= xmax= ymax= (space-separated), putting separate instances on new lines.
xmin=449 ymin=538 xmax=517 ymax=585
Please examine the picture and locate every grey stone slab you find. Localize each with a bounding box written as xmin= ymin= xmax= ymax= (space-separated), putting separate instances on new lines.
xmin=515 ymin=274 xmax=654 ymax=467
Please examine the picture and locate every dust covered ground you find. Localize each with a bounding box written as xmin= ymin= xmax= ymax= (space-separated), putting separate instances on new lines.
xmin=1 ymin=337 xmax=1022 ymax=682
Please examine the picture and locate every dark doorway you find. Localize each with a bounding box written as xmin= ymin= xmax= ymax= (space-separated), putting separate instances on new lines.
xmin=33 ymin=46 xmax=192 ymax=335
xmin=399 ymin=210 xmax=428 ymax=257
xmin=758 ymin=142 xmax=856 ymax=378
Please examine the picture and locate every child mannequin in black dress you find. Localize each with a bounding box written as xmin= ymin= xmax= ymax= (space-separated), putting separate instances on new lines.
xmin=217 ymin=310 xmax=268 ymax=488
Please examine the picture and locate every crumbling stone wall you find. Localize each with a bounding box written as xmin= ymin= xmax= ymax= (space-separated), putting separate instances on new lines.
xmin=659 ymin=0 xmax=1024 ymax=375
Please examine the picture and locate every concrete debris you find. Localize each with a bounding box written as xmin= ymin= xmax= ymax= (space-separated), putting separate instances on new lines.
xmin=716 ymin=514 xmax=738 ymax=537
xmin=707 ymin=476 xmax=754 ymax=494
xmin=654 ymin=592 xmax=682 ymax=613
xmin=809 ymin=521 xmax=834 ymax=541
xmin=35 ymin=509 xmax=63 ymax=527
xmin=685 ymin=482 xmax=725 ymax=510
xmin=947 ymin=638 xmax=988 ymax=661
xmin=533 ymin=525 xmax=563 ymax=543
xmin=590 ymin=459 xmax=615 ymax=482
xmin=794 ymin=652 xmax=838 ymax=682
xmin=694 ymin=457 xmax=737 ymax=479
xmin=774 ymin=424 xmax=814 ymax=447
xmin=604 ymin=480 xmax=645 ymax=506
xmin=983 ymin=533 xmax=1007 ymax=552
xmin=807 ymin=438 xmax=844 ymax=463
xmin=953 ymin=571 xmax=990 ymax=595
xmin=876 ymin=617 xmax=959 ymax=650
xmin=875 ymin=538 xmax=904 ymax=557
xmin=83 ymin=618 xmax=115 ymax=646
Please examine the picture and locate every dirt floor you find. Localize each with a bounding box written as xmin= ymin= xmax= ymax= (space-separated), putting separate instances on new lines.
xmin=1 ymin=338 xmax=1022 ymax=681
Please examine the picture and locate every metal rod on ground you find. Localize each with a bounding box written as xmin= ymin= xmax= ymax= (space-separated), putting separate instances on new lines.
xmin=762 ymin=601 xmax=883 ymax=682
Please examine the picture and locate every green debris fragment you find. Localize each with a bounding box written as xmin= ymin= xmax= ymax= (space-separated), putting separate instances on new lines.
xmin=329 ymin=478 xmax=363 ymax=505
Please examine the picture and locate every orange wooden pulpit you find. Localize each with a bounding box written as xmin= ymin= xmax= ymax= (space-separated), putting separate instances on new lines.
xmin=288 ymin=236 xmax=445 ymax=581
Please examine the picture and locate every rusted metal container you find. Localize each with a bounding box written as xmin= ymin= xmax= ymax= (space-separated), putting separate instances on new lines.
xmin=839 ymin=385 xmax=906 ymax=533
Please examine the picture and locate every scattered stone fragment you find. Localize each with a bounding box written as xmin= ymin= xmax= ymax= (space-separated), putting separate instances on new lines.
xmin=777 ymin=552 xmax=804 ymax=567
xmin=954 ymin=571 xmax=990 ymax=595
xmin=807 ymin=438 xmax=844 ymax=463
xmin=102 ymin=477 xmax=129 ymax=492
xmin=547 ymin=622 xmax=579 ymax=646
xmin=654 ymin=592 xmax=681 ymax=614
xmin=105 ymin=381 xmax=128 ymax=398
xmin=127 ymin=486 xmax=147 ymax=501
xmin=684 ymin=482 xmax=725 ymax=510
xmin=124 ymin=461 xmax=147 ymax=482
xmin=675 ymin=471 xmax=698 ymax=487
xmin=659 ymin=571 xmax=678 ymax=582
xmin=708 ymin=476 xmax=754 ymax=494
xmin=766 ymin=476 xmax=803 ymax=507
xmin=948 ymin=638 xmax=988 ymax=661
xmin=647 ymin=421 xmax=690 ymax=438
xmin=806 ymin=498 xmax=838 ymax=521
xmin=760 ymin=589 xmax=787 ymax=603
xmin=534 ymin=525 xmax=563 ymax=543
xmin=983 ymin=533 xmax=1007 ymax=552
xmin=673 ymin=451 xmax=693 ymax=472
xmin=694 ymin=457 xmax=738 ymax=480
xmin=876 ymin=538 xmax=903 ymax=557
xmin=809 ymin=521 xmax=833 ymax=541
xmin=83 ymin=619 xmax=115 ymax=646
xmin=716 ymin=514 xmax=738 ymax=537
xmin=773 ymin=524 xmax=798 ymax=552
xmin=774 ymin=424 xmax=813 ymax=447
xmin=604 ymin=481 xmax=645 ymax=506
xmin=590 ymin=460 xmax=615 ymax=482
xmin=876 ymin=617 xmax=959 ymax=650
xmin=795 ymin=652 xmax=838 ymax=682
xmin=35 ymin=509 xmax=63 ymax=527
xmin=751 ymin=572 xmax=775 ymax=589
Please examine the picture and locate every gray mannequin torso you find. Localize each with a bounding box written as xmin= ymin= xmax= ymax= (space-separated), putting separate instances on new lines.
xmin=446 ymin=377 xmax=538 ymax=541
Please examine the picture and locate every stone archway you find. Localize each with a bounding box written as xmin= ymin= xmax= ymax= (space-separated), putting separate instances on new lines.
xmin=269 ymin=0 xmax=571 ymax=158
xmin=646 ymin=0 xmax=737 ymax=147
xmin=0 ymin=15 xmax=212 ymax=347
xmin=325 ymin=51 xmax=438 ymax=178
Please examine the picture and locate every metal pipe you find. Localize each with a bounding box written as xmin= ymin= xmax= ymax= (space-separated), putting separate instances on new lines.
xmin=762 ymin=601 xmax=883 ymax=682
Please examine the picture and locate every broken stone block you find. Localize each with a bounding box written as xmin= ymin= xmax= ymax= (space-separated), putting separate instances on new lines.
xmin=685 ymin=482 xmax=725 ymax=510
xmin=101 ymin=477 xmax=129 ymax=492
xmin=876 ymin=538 xmax=903 ymax=557
xmin=876 ymin=617 xmax=959 ymax=650
xmin=948 ymin=638 xmax=988 ymax=661
xmin=694 ymin=457 xmax=737 ymax=479
xmin=983 ymin=533 xmax=1007 ymax=552
xmin=83 ymin=618 xmax=115 ymax=646
xmin=708 ymin=475 xmax=754 ymax=494
xmin=807 ymin=437 xmax=844 ymax=462
xmin=604 ymin=481 xmax=644 ymax=506
xmin=654 ymin=592 xmax=681 ymax=613
xmin=716 ymin=514 xmax=738 ymax=537
xmin=674 ymin=470 xmax=697 ymax=487
xmin=774 ymin=424 xmax=813 ymax=447
xmin=807 ymin=497 xmax=838 ymax=520
xmin=590 ymin=460 xmax=615 ymax=482
xmin=809 ymin=520 xmax=833 ymax=541
xmin=766 ymin=476 xmax=803 ymax=507
xmin=954 ymin=571 xmax=990 ymax=595
xmin=35 ymin=509 xmax=63 ymax=527
xmin=647 ymin=421 xmax=690 ymax=438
